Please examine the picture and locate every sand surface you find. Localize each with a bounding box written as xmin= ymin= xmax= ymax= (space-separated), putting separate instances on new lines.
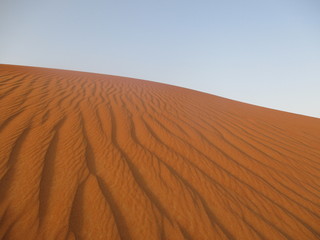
xmin=0 ymin=64 xmax=320 ymax=240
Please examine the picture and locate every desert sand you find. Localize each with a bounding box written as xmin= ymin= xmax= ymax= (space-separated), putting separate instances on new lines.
xmin=0 ymin=64 xmax=319 ymax=240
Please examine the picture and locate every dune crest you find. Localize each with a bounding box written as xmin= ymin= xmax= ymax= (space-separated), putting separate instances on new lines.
xmin=0 ymin=64 xmax=320 ymax=239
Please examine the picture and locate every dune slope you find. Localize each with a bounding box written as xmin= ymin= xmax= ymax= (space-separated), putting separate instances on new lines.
xmin=0 ymin=64 xmax=320 ymax=240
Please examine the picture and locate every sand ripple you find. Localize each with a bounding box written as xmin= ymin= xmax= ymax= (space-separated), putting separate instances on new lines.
xmin=1 ymin=65 xmax=320 ymax=239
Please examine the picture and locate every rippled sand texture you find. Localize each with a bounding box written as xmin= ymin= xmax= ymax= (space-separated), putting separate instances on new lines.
xmin=0 ymin=64 xmax=320 ymax=240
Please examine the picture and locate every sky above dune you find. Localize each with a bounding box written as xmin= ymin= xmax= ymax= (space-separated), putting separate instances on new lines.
xmin=1 ymin=0 xmax=320 ymax=118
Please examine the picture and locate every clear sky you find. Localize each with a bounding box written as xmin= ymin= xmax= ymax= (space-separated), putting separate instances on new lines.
xmin=1 ymin=0 xmax=320 ymax=118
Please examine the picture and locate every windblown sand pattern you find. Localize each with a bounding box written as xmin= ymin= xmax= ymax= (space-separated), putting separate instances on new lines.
xmin=0 ymin=64 xmax=320 ymax=240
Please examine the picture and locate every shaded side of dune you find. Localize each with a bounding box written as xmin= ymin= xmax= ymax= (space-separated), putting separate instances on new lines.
xmin=0 ymin=64 xmax=320 ymax=240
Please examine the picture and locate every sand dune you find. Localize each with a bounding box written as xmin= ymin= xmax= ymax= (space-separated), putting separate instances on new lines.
xmin=0 ymin=64 xmax=320 ymax=240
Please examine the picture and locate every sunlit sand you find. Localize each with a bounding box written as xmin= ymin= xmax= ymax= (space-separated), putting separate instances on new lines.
xmin=1 ymin=64 xmax=319 ymax=239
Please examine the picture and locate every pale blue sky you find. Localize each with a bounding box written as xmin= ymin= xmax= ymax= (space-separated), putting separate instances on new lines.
xmin=1 ymin=0 xmax=320 ymax=118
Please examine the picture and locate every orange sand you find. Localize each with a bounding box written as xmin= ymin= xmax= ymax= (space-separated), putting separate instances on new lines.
xmin=0 ymin=64 xmax=320 ymax=240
